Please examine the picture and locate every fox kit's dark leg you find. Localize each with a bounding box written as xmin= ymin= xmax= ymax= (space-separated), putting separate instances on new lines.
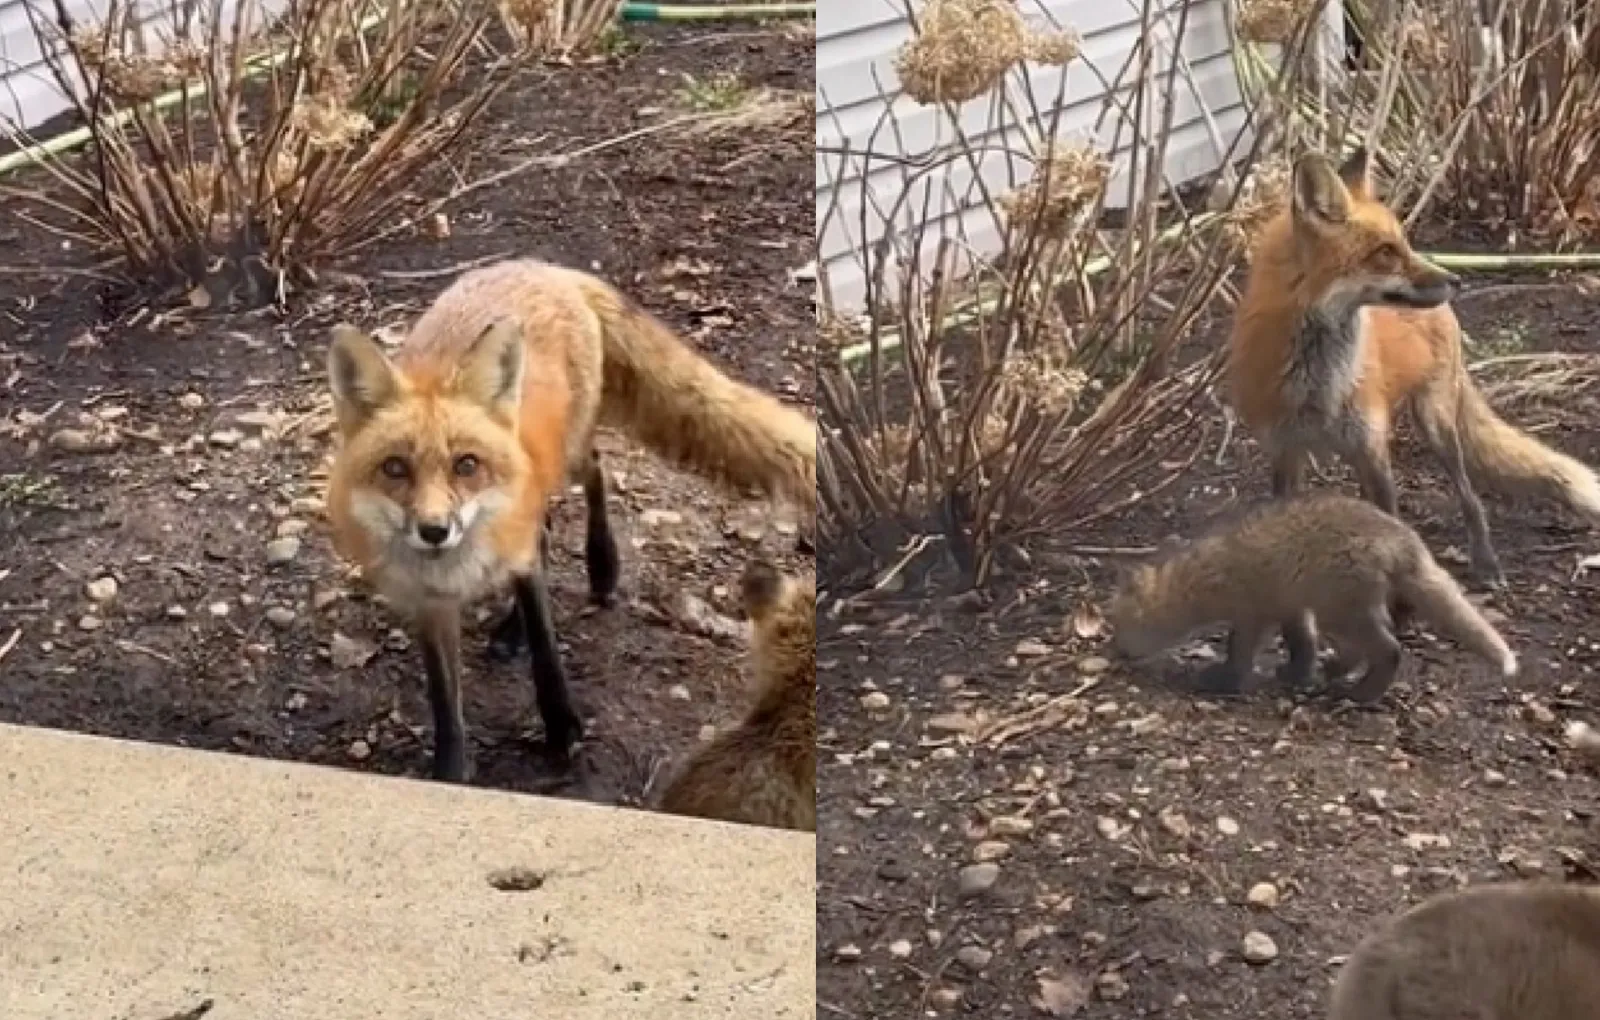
xmin=1274 ymin=610 xmax=1320 ymax=687
xmin=513 ymin=570 xmax=584 ymax=759
xmin=1196 ymin=618 xmax=1270 ymax=695
xmin=1347 ymin=431 xmax=1399 ymax=516
xmin=488 ymin=510 xmax=560 ymax=661
xmin=1412 ymin=386 xmax=1505 ymax=587
xmin=418 ymin=604 xmax=470 ymax=782
xmin=1270 ymin=445 xmax=1308 ymax=498
xmin=582 ymin=450 xmax=621 ymax=606
xmin=1329 ymin=605 xmax=1404 ymax=704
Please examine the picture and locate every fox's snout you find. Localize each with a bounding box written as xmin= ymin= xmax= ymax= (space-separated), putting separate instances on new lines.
xmin=1376 ymin=261 xmax=1459 ymax=310
xmin=409 ymin=513 xmax=462 ymax=551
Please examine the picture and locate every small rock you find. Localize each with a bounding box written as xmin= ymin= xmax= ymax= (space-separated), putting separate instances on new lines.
xmin=955 ymin=946 xmax=993 ymax=971
xmin=834 ymin=943 xmax=862 ymax=962
xmin=861 ymin=691 xmax=891 ymax=712
xmin=208 ymin=428 xmax=244 ymax=449
xmin=1077 ymin=655 xmax=1110 ymax=675
xmin=1403 ymin=832 xmax=1452 ymax=851
xmin=276 ymin=519 xmax=310 ymax=539
xmin=208 ymin=601 xmax=231 ymax=618
xmin=639 ymin=508 xmax=684 ymax=528
xmin=1247 ymin=882 xmax=1280 ymax=909
xmin=1127 ymin=713 xmax=1164 ymax=737
xmin=265 ymin=607 xmax=297 ymax=629
xmin=1015 ymin=638 xmax=1051 ymax=657
xmin=930 ymin=987 xmax=963 ymax=1010
xmin=990 ymin=816 xmax=1034 ymax=837
xmin=265 ymin=536 xmax=301 ymax=565
xmin=1095 ymin=969 xmax=1130 ymax=1000
xmin=888 ymin=939 xmax=913 ymax=960
xmin=958 ymin=863 xmax=1001 ymax=899
xmin=77 ymin=615 xmax=103 ymax=632
xmin=1525 ymin=701 xmax=1558 ymax=727
xmin=668 ymin=684 xmax=691 ymax=701
xmin=1217 ymin=816 xmax=1241 ymax=836
xmin=1158 ymin=806 xmax=1192 ymax=840
xmin=974 ymin=841 xmax=1011 ymax=862
xmin=85 ymin=576 xmax=118 ymax=602
xmin=347 ymin=739 xmax=372 ymax=761
xmin=177 ymin=392 xmax=206 ymax=410
xmin=1096 ymin=816 xmax=1128 ymax=840
xmin=1241 ymin=930 xmax=1278 ymax=964
xmin=165 ymin=605 xmax=188 ymax=620
xmin=1483 ymin=769 xmax=1508 ymax=788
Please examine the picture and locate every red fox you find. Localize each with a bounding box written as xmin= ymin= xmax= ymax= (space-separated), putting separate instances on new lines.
xmin=1227 ymin=147 xmax=1600 ymax=588
xmin=1329 ymin=881 xmax=1600 ymax=1020
xmin=1105 ymin=494 xmax=1517 ymax=702
xmin=324 ymin=260 xmax=816 ymax=783
xmin=656 ymin=560 xmax=816 ymax=832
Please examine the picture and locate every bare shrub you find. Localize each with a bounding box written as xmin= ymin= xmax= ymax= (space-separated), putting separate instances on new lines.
xmin=1241 ymin=0 xmax=1600 ymax=240
xmin=495 ymin=0 xmax=623 ymax=57
xmin=815 ymin=0 xmax=1325 ymax=589
xmin=1 ymin=0 xmax=532 ymax=305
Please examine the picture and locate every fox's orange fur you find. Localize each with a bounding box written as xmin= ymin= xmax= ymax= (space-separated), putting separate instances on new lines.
xmin=325 ymin=259 xmax=817 ymax=782
xmin=1227 ymin=148 xmax=1600 ymax=587
xmin=657 ymin=560 xmax=816 ymax=832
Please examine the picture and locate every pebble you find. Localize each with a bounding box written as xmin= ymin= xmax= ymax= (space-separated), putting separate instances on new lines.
xmin=208 ymin=428 xmax=244 ymax=448
xmin=990 ymin=816 xmax=1034 ymax=837
xmin=973 ymin=841 xmax=1011 ymax=862
xmin=1247 ymin=882 xmax=1280 ymax=909
xmin=834 ymin=944 xmax=862 ymax=962
xmin=1077 ymin=655 xmax=1110 ymax=674
xmin=85 ymin=577 xmax=118 ymax=602
xmin=166 ymin=605 xmax=188 ymax=620
xmin=861 ymin=691 xmax=891 ymax=712
xmin=639 ymin=508 xmax=683 ymax=527
xmin=1483 ymin=769 xmax=1508 ymax=787
xmin=958 ymin=863 xmax=1000 ymax=899
xmin=1217 ymin=816 xmax=1241 ymax=836
xmin=1015 ymin=639 xmax=1051 ymax=657
xmin=265 ymin=536 xmax=302 ymax=565
xmin=347 ymin=739 xmax=372 ymax=761
xmin=955 ymin=946 xmax=993 ymax=971
xmin=208 ymin=601 xmax=232 ymax=618
xmin=668 ymin=684 xmax=691 ymax=701
xmin=1158 ymin=807 xmax=1192 ymax=839
xmin=177 ymin=392 xmax=205 ymax=410
xmin=77 ymin=615 xmax=102 ymax=632
xmin=888 ymin=939 xmax=913 ymax=960
xmin=1242 ymin=931 xmax=1279 ymax=964
xmin=265 ymin=607 xmax=297 ymax=630
xmin=930 ymin=988 xmax=962 ymax=1009
xmin=276 ymin=519 xmax=310 ymax=539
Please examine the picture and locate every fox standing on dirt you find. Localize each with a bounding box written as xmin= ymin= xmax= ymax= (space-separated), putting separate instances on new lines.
xmin=1227 ymin=146 xmax=1600 ymax=588
xmin=1105 ymin=494 xmax=1517 ymax=702
xmin=1328 ymin=881 xmax=1600 ymax=1020
xmin=656 ymin=560 xmax=816 ymax=832
xmin=324 ymin=259 xmax=816 ymax=783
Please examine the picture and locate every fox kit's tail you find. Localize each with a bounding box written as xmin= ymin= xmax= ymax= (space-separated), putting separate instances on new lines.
xmin=1395 ymin=553 xmax=1518 ymax=677
xmin=1456 ymin=374 xmax=1600 ymax=523
xmin=580 ymin=279 xmax=815 ymax=511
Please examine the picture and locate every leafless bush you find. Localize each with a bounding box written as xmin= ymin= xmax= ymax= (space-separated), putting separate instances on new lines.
xmin=493 ymin=0 xmax=622 ymax=57
xmin=1 ymin=0 xmax=530 ymax=305
xmin=1246 ymin=0 xmax=1600 ymax=239
xmin=815 ymin=0 xmax=1327 ymax=590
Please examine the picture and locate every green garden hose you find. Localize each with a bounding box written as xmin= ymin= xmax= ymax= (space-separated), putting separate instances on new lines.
xmin=621 ymin=2 xmax=815 ymax=19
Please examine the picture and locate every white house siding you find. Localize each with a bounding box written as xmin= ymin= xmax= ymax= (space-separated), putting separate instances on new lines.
xmin=817 ymin=0 xmax=1289 ymax=313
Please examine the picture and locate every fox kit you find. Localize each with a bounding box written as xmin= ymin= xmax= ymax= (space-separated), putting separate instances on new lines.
xmin=1106 ymin=494 xmax=1517 ymax=702
xmin=1227 ymin=147 xmax=1600 ymax=588
xmin=325 ymin=260 xmax=816 ymax=782
xmin=1329 ymin=881 xmax=1600 ymax=1020
xmin=657 ymin=560 xmax=816 ymax=832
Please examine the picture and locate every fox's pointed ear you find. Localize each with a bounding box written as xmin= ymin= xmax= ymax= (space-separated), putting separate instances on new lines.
xmin=1337 ymin=146 xmax=1375 ymax=199
xmin=328 ymin=325 xmax=399 ymax=436
xmin=740 ymin=559 xmax=786 ymax=621
xmin=456 ymin=319 xmax=524 ymax=418
xmin=1291 ymin=153 xmax=1351 ymax=226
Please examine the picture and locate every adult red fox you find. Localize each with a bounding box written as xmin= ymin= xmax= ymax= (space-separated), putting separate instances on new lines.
xmin=324 ymin=259 xmax=816 ymax=782
xmin=1226 ymin=147 xmax=1600 ymax=588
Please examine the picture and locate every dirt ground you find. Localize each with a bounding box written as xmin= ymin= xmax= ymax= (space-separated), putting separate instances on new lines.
xmin=817 ymin=278 xmax=1600 ymax=1017
xmin=0 ymin=19 xmax=814 ymax=805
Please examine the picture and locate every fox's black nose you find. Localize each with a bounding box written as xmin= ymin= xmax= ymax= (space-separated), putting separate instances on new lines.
xmin=416 ymin=521 xmax=451 ymax=546
xmin=1443 ymin=271 xmax=1461 ymax=293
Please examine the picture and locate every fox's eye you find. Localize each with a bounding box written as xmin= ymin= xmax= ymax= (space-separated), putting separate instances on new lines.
xmin=453 ymin=454 xmax=479 ymax=477
xmin=380 ymin=456 xmax=410 ymax=480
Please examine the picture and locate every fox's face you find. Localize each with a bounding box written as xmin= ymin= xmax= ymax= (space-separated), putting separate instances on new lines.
xmin=742 ymin=560 xmax=816 ymax=680
xmin=327 ymin=320 xmax=529 ymax=576
xmin=1289 ymin=148 xmax=1460 ymax=311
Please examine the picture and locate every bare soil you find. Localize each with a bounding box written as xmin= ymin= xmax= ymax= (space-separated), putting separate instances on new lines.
xmin=0 ymin=20 xmax=815 ymax=804
xmin=817 ymin=277 xmax=1600 ymax=1017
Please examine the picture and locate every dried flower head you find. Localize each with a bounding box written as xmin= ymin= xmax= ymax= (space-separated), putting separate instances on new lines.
xmin=499 ymin=0 xmax=558 ymax=45
xmin=1400 ymin=16 xmax=1450 ymax=69
xmin=895 ymin=0 xmax=1027 ymax=105
xmin=1000 ymin=142 xmax=1111 ymax=238
xmin=997 ymin=341 xmax=1088 ymax=417
xmin=1234 ymin=0 xmax=1314 ymax=45
xmin=1024 ymin=28 xmax=1082 ymax=66
xmin=290 ymin=92 xmax=373 ymax=150
xmin=1219 ymin=155 xmax=1292 ymax=253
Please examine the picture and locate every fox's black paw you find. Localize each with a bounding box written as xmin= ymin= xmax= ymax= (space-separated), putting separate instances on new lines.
xmin=585 ymin=530 xmax=621 ymax=608
xmin=486 ymin=605 xmax=526 ymax=662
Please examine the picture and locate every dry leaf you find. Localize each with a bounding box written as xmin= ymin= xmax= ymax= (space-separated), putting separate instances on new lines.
xmin=1034 ymin=971 xmax=1089 ymax=1016
xmin=1068 ymin=601 xmax=1104 ymax=640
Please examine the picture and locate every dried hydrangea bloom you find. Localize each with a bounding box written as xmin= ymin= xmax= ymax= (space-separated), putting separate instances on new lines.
xmin=1218 ymin=155 xmax=1292 ymax=255
xmin=999 ymin=142 xmax=1111 ymax=239
xmin=1024 ymin=28 xmax=1082 ymax=66
xmin=997 ymin=342 xmax=1088 ymax=417
xmin=894 ymin=0 xmax=1028 ymax=104
xmin=1234 ymin=0 xmax=1312 ymax=45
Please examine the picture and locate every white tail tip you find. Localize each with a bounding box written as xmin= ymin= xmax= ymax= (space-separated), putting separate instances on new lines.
xmin=1502 ymin=652 xmax=1519 ymax=678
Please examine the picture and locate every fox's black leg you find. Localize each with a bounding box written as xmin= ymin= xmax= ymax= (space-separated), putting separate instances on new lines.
xmin=513 ymin=570 xmax=583 ymax=760
xmin=418 ymin=606 xmax=471 ymax=783
xmin=582 ymin=450 xmax=621 ymax=606
xmin=486 ymin=511 xmax=556 ymax=662
xmin=1195 ymin=619 xmax=1269 ymax=695
xmin=1274 ymin=610 xmax=1320 ymax=687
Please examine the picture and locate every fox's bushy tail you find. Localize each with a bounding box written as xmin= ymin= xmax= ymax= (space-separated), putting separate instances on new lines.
xmin=1395 ymin=554 xmax=1518 ymax=677
xmin=1457 ymin=374 xmax=1600 ymax=523
xmin=583 ymin=280 xmax=815 ymax=512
